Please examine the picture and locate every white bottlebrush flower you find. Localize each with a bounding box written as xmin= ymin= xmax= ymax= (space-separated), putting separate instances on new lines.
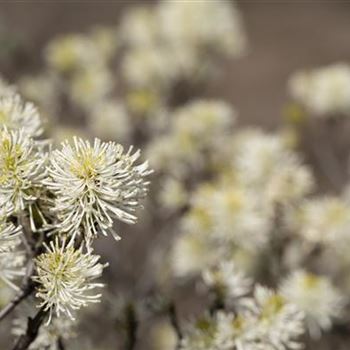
xmin=202 ymin=260 xmax=252 ymax=305
xmin=291 ymin=196 xmax=350 ymax=247
xmin=147 ymin=100 xmax=236 ymax=176
xmin=122 ymin=46 xmax=178 ymax=90
xmin=0 ymin=94 xmax=43 ymax=138
xmin=288 ymin=63 xmax=350 ymax=116
xmin=12 ymin=316 xmax=75 ymax=350
xmin=69 ymin=65 xmax=114 ymax=110
xmin=87 ymin=99 xmax=131 ymax=143
xmin=179 ymin=313 xmax=220 ymax=350
xmin=33 ymin=238 xmax=106 ymax=322
xmin=0 ymin=127 xmax=46 ymax=213
xmin=245 ymin=286 xmax=305 ymax=350
xmin=173 ymin=100 xmax=236 ymax=146
xmin=157 ymin=0 xmax=247 ymax=57
xmin=46 ymin=137 xmax=151 ymax=242
xmin=158 ymin=177 xmax=188 ymax=210
xmin=280 ymin=270 xmax=345 ymax=339
xmin=120 ymin=6 xmax=158 ymax=47
xmin=208 ymin=184 xmax=272 ymax=251
xmin=45 ymin=34 xmax=100 ymax=72
xmin=233 ymin=129 xmax=313 ymax=205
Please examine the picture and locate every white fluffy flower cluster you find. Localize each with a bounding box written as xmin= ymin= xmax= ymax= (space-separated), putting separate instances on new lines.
xmin=45 ymin=137 xmax=151 ymax=242
xmin=202 ymin=261 xmax=252 ymax=306
xmin=0 ymin=94 xmax=43 ymax=138
xmin=121 ymin=1 xmax=246 ymax=91
xmin=232 ymin=129 xmax=314 ymax=206
xmin=280 ymin=270 xmax=344 ymax=339
xmin=148 ymin=100 xmax=236 ymax=177
xmin=288 ymin=63 xmax=350 ymax=117
xmin=180 ymin=283 xmax=304 ymax=350
xmin=171 ymin=129 xmax=313 ymax=278
xmin=289 ymin=196 xmax=350 ymax=248
xmin=33 ymin=238 xmax=106 ymax=322
xmin=0 ymin=127 xmax=46 ymax=214
xmin=0 ymin=87 xmax=151 ymax=325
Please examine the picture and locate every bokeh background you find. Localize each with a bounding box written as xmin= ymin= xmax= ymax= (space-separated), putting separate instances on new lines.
xmin=1 ymin=0 xmax=350 ymax=128
xmin=1 ymin=1 xmax=350 ymax=349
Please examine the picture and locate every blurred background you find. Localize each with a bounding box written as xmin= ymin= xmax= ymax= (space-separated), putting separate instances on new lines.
xmin=1 ymin=1 xmax=350 ymax=350
xmin=1 ymin=1 xmax=350 ymax=127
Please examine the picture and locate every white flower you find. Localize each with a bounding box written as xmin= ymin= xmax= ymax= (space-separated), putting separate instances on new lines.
xmin=0 ymin=94 xmax=43 ymax=138
xmin=122 ymin=46 xmax=179 ymax=90
xmin=280 ymin=270 xmax=345 ymax=339
xmin=0 ymin=127 xmax=46 ymax=213
xmin=87 ymin=99 xmax=131 ymax=143
xmin=172 ymin=232 xmax=217 ymax=279
xmin=45 ymin=34 xmax=100 ymax=72
xmin=250 ymin=286 xmax=305 ymax=350
xmin=158 ymin=0 xmax=247 ymax=57
xmin=69 ymin=66 xmax=114 ymax=109
xmin=120 ymin=6 xmax=158 ymax=47
xmin=179 ymin=313 xmax=220 ymax=350
xmin=33 ymin=238 xmax=106 ymax=322
xmin=202 ymin=260 xmax=252 ymax=305
xmin=173 ymin=100 xmax=235 ymax=146
xmin=233 ymin=129 xmax=313 ymax=205
xmin=46 ymin=137 xmax=151 ymax=242
xmin=288 ymin=63 xmax=350 ymax=116
xmin=291 ymin=196 xmax=350 ymax=247
xmin=208 ymin=184 xmax=272 ymax=251
xmin=158 ymin=177 xmax=187 ymax=210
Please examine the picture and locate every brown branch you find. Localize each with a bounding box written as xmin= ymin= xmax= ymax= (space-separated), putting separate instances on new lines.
xmin=124 ymin=303 xmax=138 ymax=350
xmin=0 ymin=258 xmax=35 ymax=322
xmin=12 ymin=308 xmax=47 ymax=350
xmin=168 ymin=302 xmax=182 ymax=348
xmin=57 ymin=337 xmax=65 ymax=350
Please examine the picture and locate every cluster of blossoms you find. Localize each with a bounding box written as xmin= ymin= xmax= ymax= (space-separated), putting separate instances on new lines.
xmin=2 ymin=1 xmax=350 ymax=349
xmin=180 ymin=264 xmax=304 ymax=350
xmin=0 ymin=76 xmax=151 ymax=348
xmin=121 ymin=0 xmax=246 ymax=94
xmin=171 ymin=129 xmax=314 ymax=278
xmin=288 ymin=62 xmax=350 ymax=117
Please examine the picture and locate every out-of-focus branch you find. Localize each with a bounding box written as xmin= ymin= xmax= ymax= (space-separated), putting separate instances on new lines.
xmin=12 ymin=308 xmax=47 ymax=350
xmin=168 ymin=302 xmax=182 ymax=348
xmin=124 ymin=302 xmax=138 ymax=350
xmin=0 ymin=262 xmax=34 ymax=321
xmin=57 ymin=337 xmax=65 ymax=350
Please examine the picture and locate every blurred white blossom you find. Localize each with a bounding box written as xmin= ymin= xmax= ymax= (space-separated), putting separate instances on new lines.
xmin=280 ymin=270 xmax=345 ymax=338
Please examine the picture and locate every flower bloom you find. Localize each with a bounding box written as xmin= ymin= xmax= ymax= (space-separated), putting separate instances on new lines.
xmin=280 ymin=270 xmax=345 ymax=339
xmin=33 ymin=238 xmax=106 ymax=322
xmin=0 ymin=127 xmax=46 ymax=213
xmin=45 ymin=137 xmax=151 ymax=242
xmin=0 ymin=94 xmax=43 ymax=138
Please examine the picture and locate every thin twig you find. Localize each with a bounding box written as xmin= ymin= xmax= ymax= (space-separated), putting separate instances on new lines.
xmin=12 ymin=308 xmax=47 ymax=350
xmin=168 ymin=302 xmax=182 ymax=348
xmin=57 ymin=337 xmax=65 ymax=350
xmin=0 ymin=273 xmax=34 ymax=321
xmin=124 ymin=303 xmax=138 ymax=350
